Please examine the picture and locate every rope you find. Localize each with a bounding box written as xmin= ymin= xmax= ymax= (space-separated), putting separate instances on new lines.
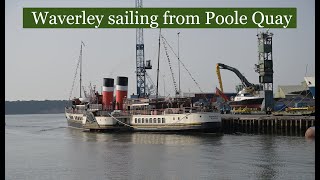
xmin=161 ymin=36 xmax=179 ymax=95
xmin=69 ymin=52 xmax=81 ymax=100
xmin=275 ymin=85 xmax=311 ymax=112
xmin=107 ymin=113 xmax=134 ymax=128
xmin=161 ymin=35 xmax=204 ymax=94
xmin=68 ymin=56 xmax=81 ymax=101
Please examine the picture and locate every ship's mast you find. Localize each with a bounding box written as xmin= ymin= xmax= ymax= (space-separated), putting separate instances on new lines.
xmin=79 ymin=42 xmax=82 ymax=98
xmin=156 ymin=29 xmax=161 ymax=101
xmin=79 ymin=41 xmax=85 ymax=98
xmin=177 ymin=32 xmax=181 ymax=96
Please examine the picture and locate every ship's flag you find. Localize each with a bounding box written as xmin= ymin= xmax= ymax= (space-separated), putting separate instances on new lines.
xmin=215 ymin=87 xmax=229 ymax=102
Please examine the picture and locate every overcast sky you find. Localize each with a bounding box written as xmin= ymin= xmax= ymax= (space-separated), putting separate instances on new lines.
xmin=5 ymin=0 xmax=314 ymax=101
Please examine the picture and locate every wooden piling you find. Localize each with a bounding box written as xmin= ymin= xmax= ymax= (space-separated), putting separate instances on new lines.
xmin=220 ymin=115 xmax=314 ymax=136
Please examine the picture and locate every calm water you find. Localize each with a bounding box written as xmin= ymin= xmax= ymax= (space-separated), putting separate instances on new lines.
xmin=5 ymin=114 xmax=315 ymax=180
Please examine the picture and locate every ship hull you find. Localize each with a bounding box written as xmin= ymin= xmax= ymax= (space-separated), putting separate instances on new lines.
xmin=65 ymin=112 xmax=86 ymax=129
xmin=65 ymin=111 xmax=131 ymax=131
xmin=228 ymin=98 xmax=264 ymax=109
xmin=130 ymin=112 xmax=221 ymax=132
xmin=65 ymin=110 xmax=222 ymax=132
xmin=308 ymin=86 xmax=315 ymax=98
xmin=304 ymin=76 xmax=315 ymax=98
xmin=132 ymin=122 xmax=221 ymax=132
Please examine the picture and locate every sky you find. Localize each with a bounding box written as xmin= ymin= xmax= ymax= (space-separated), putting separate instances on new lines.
xmin=5 ymin=0 xmax=315 ymax=101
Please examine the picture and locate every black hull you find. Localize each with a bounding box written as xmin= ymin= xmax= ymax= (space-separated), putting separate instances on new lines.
xmin=132 ymin=122 xmax=221 ymax=132
xmin=84 ymin=124 xmax=132 ymax=132
xmin=229 ymin=98 xmax=264 ymax=108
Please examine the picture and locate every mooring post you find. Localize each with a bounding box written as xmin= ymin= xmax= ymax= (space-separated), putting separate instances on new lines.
xmin=300 ymin=119 xmax=302 ymax=131
xmin=294 ymin=120 xmax=298 ymax=135
xmin=285 ymin=120 xmax=287 ymax=128
xmin=232 ymin=119 xmax=234 ymax=133
xmin=306 ymin=120 xmax=309 ymax=129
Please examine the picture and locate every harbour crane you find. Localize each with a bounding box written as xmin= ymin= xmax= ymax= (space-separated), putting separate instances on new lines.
xmin=135 ymin=0 xmax=152 ymax=98
xmin=216 ymin=63 xmax=263 ymax=114
xmin=216 ymin=63 xmax=262 ymax=94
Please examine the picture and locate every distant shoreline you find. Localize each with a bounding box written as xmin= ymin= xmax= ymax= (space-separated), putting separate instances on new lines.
xmin=5 ymin=100 xmax=70 ymax=115
xmin=5 ymin=112 xmax=65 ymax=115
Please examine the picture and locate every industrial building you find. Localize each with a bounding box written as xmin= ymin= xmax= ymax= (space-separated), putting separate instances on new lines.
xmin=274 ymin=81 xmax=311 ymax=99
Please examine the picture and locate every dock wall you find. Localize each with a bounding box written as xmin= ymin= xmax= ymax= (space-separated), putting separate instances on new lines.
xmin=221 ymin=115 xmax=315 ymax=136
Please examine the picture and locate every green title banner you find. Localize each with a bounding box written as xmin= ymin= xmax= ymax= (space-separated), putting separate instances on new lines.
xmin=23 ymin=8 xmax=296 ymax=28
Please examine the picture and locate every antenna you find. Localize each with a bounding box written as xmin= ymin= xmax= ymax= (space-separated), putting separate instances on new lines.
xmin=305 ymin=64 xmax=308 ymax=76
xmin=266 ymin=28 xmax=270 ymax=33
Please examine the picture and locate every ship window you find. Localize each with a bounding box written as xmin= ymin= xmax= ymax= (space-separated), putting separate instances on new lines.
xmin=162 ymin=118 xmax=165 ymax=123
xmin=149 ymin=118 xmax=152 ymax=123
xmin=173 ymin=117 xmax=175 ymax=120
xmin=178 ymin=117 xmax=180 ymax=120
xmin=135 ymin=118 xmax=137 ymax=123
xmin=146 ymin=119 xmax=148 ymax=123
xmin=142 ymin=118 xmax=144 ymax=123
xmin=153 ymin=118 xmax=156 ymax=123
xmin=138 ymin=118 xmax=141 ymax=123
xmin=186 ymin=116 xmax=188 ymax=119
xmin=158 ymin=118 xmax=161 ymax=123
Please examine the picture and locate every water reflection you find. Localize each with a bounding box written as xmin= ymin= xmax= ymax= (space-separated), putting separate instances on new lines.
xmin=66 ymin=128 xmax=223 ymax=145
xmin=66 ymin=128 xmax=118 ymax=142
xmin=130 ymin=132 xmax=223 ymax=145
xmin=6 ymin=115 xmax=315 ymax=180
xmin=254 ymin=136 xmax=280 ymax=180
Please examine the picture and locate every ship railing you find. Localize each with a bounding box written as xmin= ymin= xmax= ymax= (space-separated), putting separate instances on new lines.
xmin=65 ymin=107 xmax=87 ymax=114
xmin=86 ymin=110 xmax=130 ymax=117
xmin=88 ymin=104 xmax=102 ymax=110
xmin=127 ymin=107 xmax=210 ymax=115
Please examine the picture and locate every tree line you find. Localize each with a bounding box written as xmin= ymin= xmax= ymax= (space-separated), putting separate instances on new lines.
xmin=5 ymin=100 xmax=71 ymax=115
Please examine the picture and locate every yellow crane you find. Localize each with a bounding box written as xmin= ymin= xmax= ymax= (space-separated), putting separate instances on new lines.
xmin=216 ymin=63 xmax=224 ymax=93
